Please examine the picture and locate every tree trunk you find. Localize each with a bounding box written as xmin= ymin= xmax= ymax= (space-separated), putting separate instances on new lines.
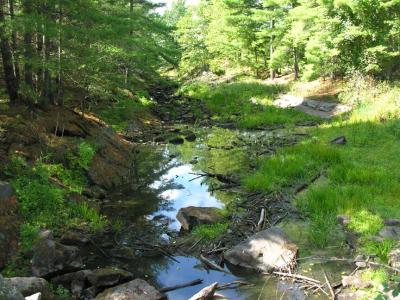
xmin=293 ymin=47 xmax=299 ymax=80
xmin=8 ymin=0 xmax=20 ymax=83
xmin=270 ymin=20 xmax=275 ymax=80
xmin=56 ymin=0 xmax=63 ymax=105
xmin=23 ymin=0 xmax=34 ymax=100
xmin=0 ymin=0 xmax=19 ymax=104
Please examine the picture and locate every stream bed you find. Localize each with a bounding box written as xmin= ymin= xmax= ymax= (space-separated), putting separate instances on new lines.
xmin=88 ymin=126 xmax=352 ymax=299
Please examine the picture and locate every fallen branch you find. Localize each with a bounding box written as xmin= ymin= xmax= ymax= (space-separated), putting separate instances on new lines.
xmin=217 ymin=280 xmax=251 ymax=291
xmin=256 ymin=208 xmax=266 ymax=231
xmin=272 ymin=271 xmax=321 ymax=285
xmin=323 ymin=271 xmax=335 ymax=300
xmin=189 ymin=282 xmax=219 ymax=300
xmin=160 ymin=278 xmax=203 ymax=293
xmin=199 ymin=254 xmax=230 ymax=274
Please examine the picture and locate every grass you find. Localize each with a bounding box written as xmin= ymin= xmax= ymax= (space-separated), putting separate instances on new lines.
xmin=223 ymin=76 xmax=400 ymax=259
xmin=192 ymin=222 xmax=230 ymax=241
xmin=180 ymin=80 xmax=318 ymax=128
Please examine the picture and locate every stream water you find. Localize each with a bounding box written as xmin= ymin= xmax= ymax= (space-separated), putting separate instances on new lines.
xmin=91 ymin=127 xmax=352 ymax=299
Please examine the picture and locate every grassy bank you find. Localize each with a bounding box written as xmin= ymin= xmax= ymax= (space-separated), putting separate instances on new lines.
xmin=180 ymin=80 xmax=318 ymax=128
xmin=182 ymin=76 xmax=400 ymax=264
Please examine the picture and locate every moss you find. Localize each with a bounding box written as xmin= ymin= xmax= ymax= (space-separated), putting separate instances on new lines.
xmin=191 ymin=222 xmax=230 ymax=241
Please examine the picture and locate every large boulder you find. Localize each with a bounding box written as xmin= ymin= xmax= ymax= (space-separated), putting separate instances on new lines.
xmin=4 ymin=277 xmax=54 ymax=300
xmin=32 ymin=231 xmax=83 ymax=278
xmin=224 ymin=227 xmax=298 ymax=273
xmin=94 ymin=279 xmax=166 ymax=300
xmin=176 ymin=207 xmax=224 ymax=231
xmin=0 ymin=181 xmax=19 ymax=269
xmin=0 ymin=275 xmax=24 ymax=300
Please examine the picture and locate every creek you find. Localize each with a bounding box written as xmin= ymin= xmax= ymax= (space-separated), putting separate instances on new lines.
xmin=87 ymin=126 xmax=352 ymax=299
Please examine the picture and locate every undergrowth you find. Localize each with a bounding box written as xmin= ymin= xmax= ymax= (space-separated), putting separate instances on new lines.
xmin=5 ymin=142 xmax=106 ymax=253
xmin=192 ymin=222 xmax=229 ymax=241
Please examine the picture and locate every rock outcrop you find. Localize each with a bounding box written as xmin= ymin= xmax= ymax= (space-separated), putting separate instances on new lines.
xmin=176 ymin=206 xmax=224 ymax=231
xmin=0 ymin=275 xmax=24 ymax=300
xmin=224 ymin=227 xmax=298 ymax=273
xmin=31 ymin=231 xmax=83 ymax=278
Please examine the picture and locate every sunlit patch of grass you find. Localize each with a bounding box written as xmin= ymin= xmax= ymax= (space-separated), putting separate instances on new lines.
xmin=180 ymin=80 xmax=317 ymax=128
xmin=348 ymin=210 xmax=383 ymax=236
xmin=244 ymin=142 xmax=341 ymax=191
xmin=192 ymin=222 xmax=229 ymax=241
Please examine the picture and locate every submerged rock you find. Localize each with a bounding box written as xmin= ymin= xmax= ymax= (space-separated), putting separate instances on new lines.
xmin=4 ymin=277 xmax=53 ymax=300
xmin=342 ymin=271 xmax=372 ymax=289
xmin=176 ymin=206 xmax=224 ymax=231
xmin=94 ymin=279 xmax=166 ymax=300
xmin=224 ymin=227 xmax=298 ymax=273
xmin=32 ymin=232 xmax=83 ymax=278
xmin=0 ymin=275 xmax=24 ymax=300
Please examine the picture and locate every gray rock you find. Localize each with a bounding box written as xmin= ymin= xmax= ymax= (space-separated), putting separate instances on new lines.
xmin=379 ymin=226 xmax=400 ymax=240
xmin=389 ymin=247 xmax=400 ymax=269
xmin=94 ymin=279 xmax=166 ymax=300
xmin=0 ymin=275 xmax=24 ymax=300
xmin=337 ymin=215 xmax=350 ymax=226
xmin=342 ymin=271 xmax=372 ymax=289
xmin=224 ymin=227 xmax=298 ymax=273
xmin=87 ymin=267 xmax=133 ymax=289
xmin=4 ymin=277 xmax=53 ymax=300
xmin=385 ymin=219 xmax=400 ymax=226
xmin=32 ymin=233 xmax=83 ymax=277
xmin=176 ymin=206 xmax=224 ymax=231
xmin=331 ymin=136 xmax=347 ymax=145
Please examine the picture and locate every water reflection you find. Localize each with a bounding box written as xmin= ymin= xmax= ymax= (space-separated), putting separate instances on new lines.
xmin=149 ymin=160 xmax=224 ymax=230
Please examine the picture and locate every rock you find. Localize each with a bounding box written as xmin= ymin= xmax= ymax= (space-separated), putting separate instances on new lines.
xmin=88 ymin=128 xmax=135 ymax=190
xmin=337 ymin=289 xmax=368 ymax=300
xmin=337 ymin=215 xmax=350 ymax=226
xmin=385 ymin=219 xmax=400 ymax=226
xmin=0 ymin=275 xmax=24 ymax=300
xmin=109 ymin=247 xmax=135 ymax=259
xmin=389 ymin=246 xmax=400 ymax=268
xmin=176 ymin=207 xmax=224 ymax=231
xmin=4 ymin=277 xmax=53 ymax=300
xmin=330 ymin=136 xmax=347 ymax=145
xmin=52 ymin=270 xmax=93 ymax=297
xmin=224 ymin=227 xmax=298 ymax=273
xmin=379 ymin=226 xmax=400 ymax=240
xmin=60 ymin=231 xmax=90 ymax=246
xmin=342 ymin=271 xmax=372 ymax=289
xmin=168 ymin=136 xmax=184 ymax=145
xmin=0 ymin=181 xmax=19 ymax=269
xmin=94 ymin=279 xmax=166 ymax=300
xmin=87 ymin=267 xmax=133 ymax=289
xmin=32 ymin=233 xmax=83 ymax=278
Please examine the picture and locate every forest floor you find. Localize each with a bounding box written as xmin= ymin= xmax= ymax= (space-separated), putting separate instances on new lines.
xmin=1 ymin=75 xmax=400 ymax=299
